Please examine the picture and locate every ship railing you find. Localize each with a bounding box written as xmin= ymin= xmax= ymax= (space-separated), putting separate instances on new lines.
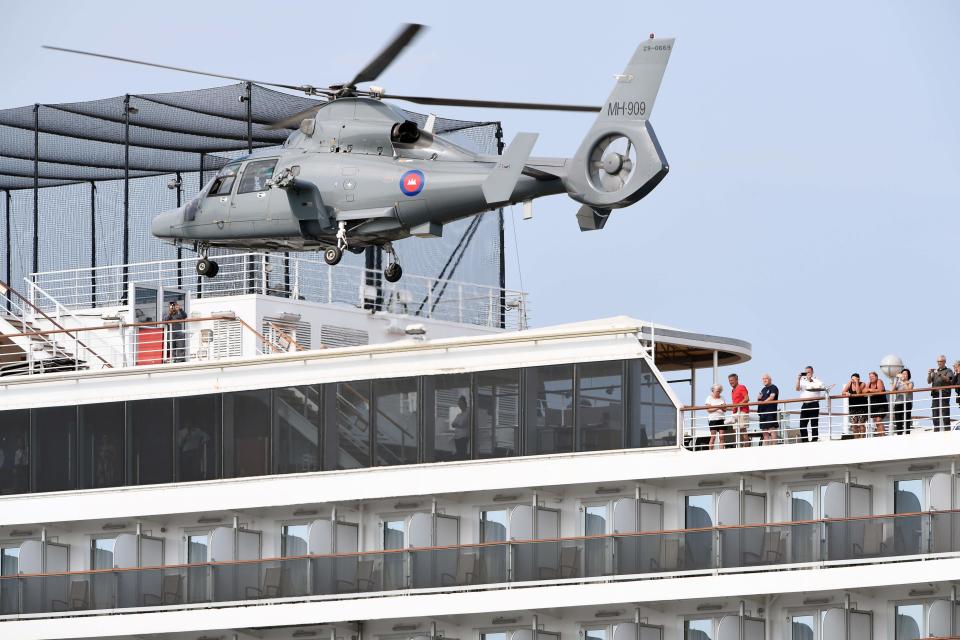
xmin=681 ymin=383 xmax=960 ymax=449
xmin=1 ymin=509 xmax=958 ymax=617
xmin=27 ymin=252 xmax=529 ymax=331
xmin=0 ymin=314 xmax=281 ymax=377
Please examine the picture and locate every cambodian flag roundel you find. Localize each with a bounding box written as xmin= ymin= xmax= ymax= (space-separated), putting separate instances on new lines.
xmin=399 ymin=169 xmax=425 ymax=196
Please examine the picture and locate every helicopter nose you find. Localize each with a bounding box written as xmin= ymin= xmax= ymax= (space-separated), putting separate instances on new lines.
xmin=151 ymin=207 xmax=183 ymax=239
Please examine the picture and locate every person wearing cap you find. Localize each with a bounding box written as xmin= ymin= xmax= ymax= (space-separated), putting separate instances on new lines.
xmin=928 ymin=355 xmax=953 ymax=431
xmin=163 ymin=300 xmax=188 ymax=363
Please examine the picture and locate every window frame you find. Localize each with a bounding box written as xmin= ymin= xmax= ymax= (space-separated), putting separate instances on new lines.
xmin=236 ymin=158 xmax=278 ymax=195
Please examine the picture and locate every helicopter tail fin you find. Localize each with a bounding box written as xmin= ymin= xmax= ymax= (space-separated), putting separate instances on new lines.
xmin=563 ymin=37 xmax=674 ymax=226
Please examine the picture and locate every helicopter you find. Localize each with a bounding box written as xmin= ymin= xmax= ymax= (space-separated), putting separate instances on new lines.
xmin=46 ymin=25 xmax=674 ymax=283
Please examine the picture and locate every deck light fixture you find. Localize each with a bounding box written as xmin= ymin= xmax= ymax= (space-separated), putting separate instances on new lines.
xmin=492 ymin=617 xmax=520 ymax=625
xmin=696 ymin=603 xmax=724 ymax=611
xmin=595 ymin=486 xmax=622 ymax=495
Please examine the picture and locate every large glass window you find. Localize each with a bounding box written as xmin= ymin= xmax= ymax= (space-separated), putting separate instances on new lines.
xmin=475 ymin=369 xmax=519 ymax=459
xmin=274 ymin=386 xmax=320 ymax=474
xmin=223 ymin=389 xmax=271 ymax=478
xmin=791 ymin=615 xmax=815 ymax=640
xmin=32 ymin=406 xmax=77 ymax=492
xmin=237 ymin=159 xmax=278 ymax=194
xmin=79 ymin=403 xmax=125 ymax=489
xmin=127 ymin=398 xmax=174 ymax=486
xmin=424 ymin=374 xmax=471 ymax=462
xmin=894 ymin=479 xmax=924 ymax=555
xmin=629 ymin=359 xmax=677 ymax=447
xmin=524 ymin=364 xmax=574 ymax=455
xmin=325 ymin=381 xmax=371 ymax=470
xmin=480 ymin=509 xmax=508 ymax=582
xmin=175 ymin=395 xmax=220 ymax=482
xmin=684 ymin=618 xmax=715 ymax=640
xmin=685 ymin=493 xmax=716 ymax=570
xmin=0 ymin=410 xmax=29 ymax=495
xmin=281 ymin=524 xmax=309 ymax=556
xmin=577 ymin=361 xmax=624 ymax=451
xmin=373 ymin=378 xmax=418 ymax=466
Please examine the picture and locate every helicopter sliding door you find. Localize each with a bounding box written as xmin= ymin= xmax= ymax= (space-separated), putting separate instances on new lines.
xmin=229 ymin=159 xmax=279 ymax=237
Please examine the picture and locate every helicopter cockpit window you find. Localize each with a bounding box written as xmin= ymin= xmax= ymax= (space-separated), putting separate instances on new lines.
xmin=208 ymin=164 xmax=240 ymax=197
xmin=237 ymin=159 xmax=278 ymax=194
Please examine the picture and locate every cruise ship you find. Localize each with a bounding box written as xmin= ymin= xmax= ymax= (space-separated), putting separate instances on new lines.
xmin=0 ymin=249 xmax=959 ymax=640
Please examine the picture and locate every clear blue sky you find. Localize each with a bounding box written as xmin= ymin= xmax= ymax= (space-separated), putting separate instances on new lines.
xmin=2 ymin=1 xmax=959 ymax=397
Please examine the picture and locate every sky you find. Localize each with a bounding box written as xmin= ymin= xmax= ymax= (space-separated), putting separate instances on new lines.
xmin=1 ymin=1 xmax=959 ymax=399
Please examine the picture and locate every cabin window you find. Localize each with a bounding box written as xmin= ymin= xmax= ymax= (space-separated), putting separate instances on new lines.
xmin=223 ymin=389 xmax=272 ymax=478
xmin=237 ymin=159 xmax=278 ymax=194
xmin=524 ymin=364 xmax=575 ymax=455
xmin=326 ymin=380 xmax=371 ymax=470
xmin=273 ymin=385 xmax=321 ymax=474
xmin=373 ymin=377 xmax=419 ymax=467
xmin=79 ymin=402 xmax=125 ymax=489
xmin=475 ymin=369 xmax=520 ymax=459
xmin=423 ymin=373 xmax=472 ymax=463
xmin=127 ymin=398 xmax=174 ymax=486
xmin=0 ymin=410 xmax=29 ymax=495
xmin=208 ymin=164 xmax=240 ymax=196
xmin=577 ymin=360 xmax=624 ymax=451
xmin=32 ymin=406 xmax=77 ymax=492
xmin=175 ymin=395 xmax=221 ymax=482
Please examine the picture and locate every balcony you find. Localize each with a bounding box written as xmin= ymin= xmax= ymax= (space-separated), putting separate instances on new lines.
xmin=2 ymin=510 xmax=957 ymax=618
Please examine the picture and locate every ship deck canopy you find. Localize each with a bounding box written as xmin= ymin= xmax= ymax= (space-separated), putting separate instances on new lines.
xmin=0 ymin=83 xmax=495 ymax=190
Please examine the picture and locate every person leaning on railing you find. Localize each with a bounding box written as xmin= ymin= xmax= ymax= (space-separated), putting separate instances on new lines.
xmin=843 ymin=373 xmax=868 ymax=439
xmin=928 ymin=355 xmax=953 ymax=431
xmin=891 ymin=368 xmax=914 ymax=435
xmin=865 ymin=371 xmax=887 ymax=437
xmin=705 ymin=384 xmax=728 ymax=450
xmin=757 ymin=374 xmax=779 ymax=445
xmin=795 ymin=366 xmax=825 ymax=443
xmin=728 ymin=373 xmax=750 ymax=447
xmin=953 ymin=361 xmax=960 ymax=424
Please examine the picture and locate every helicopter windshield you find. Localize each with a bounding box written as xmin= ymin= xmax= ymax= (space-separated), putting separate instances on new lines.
xmin=207 ymin=163 xmax=241 ymax=197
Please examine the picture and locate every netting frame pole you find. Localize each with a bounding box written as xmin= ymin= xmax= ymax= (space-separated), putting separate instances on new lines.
xmin=4 ymin=189 xmax=10 ymax=312
xmin=90 ymin=181 xmax=96 ymax=306
xmin=197 ymin=152 xmax=205 ymax=299
xmin=175 ymin=172 xmax=183 ymax=291
xmin=122 ymin=94 xmax=131 ymax=299
xmin=32 ymin=104 xmax=39 ymax=276
xmin=495 ymin=122 xmax=506 ymax=330
xmin=242 ymin=82 xmax=255 ymax=295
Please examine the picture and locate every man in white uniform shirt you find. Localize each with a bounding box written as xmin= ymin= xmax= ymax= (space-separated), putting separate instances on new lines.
xmin=795 ymin=365 xmax=825 ymax=442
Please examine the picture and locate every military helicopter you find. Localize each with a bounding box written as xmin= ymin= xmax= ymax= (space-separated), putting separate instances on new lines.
xmin=45 ymin=25 xmax=674 ymax=283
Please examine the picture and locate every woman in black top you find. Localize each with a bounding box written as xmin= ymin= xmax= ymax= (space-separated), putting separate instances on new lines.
xmin=866 ymin=371 xmax=887 ymax=436
xmin=843 ymin=373 xmax=867 ymax=438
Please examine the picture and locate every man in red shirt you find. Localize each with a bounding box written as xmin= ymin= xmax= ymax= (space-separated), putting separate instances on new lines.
xmin=728 ymin=373 xmax=750 ymax=448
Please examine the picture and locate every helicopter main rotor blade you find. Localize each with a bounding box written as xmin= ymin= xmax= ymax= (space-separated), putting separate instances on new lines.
xmin=382 ymin=93 xmax=601 ymax=112
xmin=42 ymin=45 xmax=332 ymax=95
xmin=349 ymin=23 xmax=426 ymax=87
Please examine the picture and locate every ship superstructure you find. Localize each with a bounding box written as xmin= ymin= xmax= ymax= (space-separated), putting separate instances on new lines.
xmin=1 ymin=258 xmax=959 ymax=640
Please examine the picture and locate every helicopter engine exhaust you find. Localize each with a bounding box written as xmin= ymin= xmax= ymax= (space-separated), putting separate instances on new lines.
xmin=390 ymin=120 xmax=421 ymax=144
xmin=563 ymin=37 xmax=674 ymax=230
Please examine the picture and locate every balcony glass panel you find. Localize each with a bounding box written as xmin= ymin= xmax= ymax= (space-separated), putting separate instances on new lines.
xmin=577 ymin=360 xmax=624 ymax=451
xmin=326 ymin=381 xmax=371 ymax=470
xmin=128 ymin=398 xmax=174 ymax=485
xmin=424 ymin=374 xmax=472 ymax=462
xmin=223 ymin=389 xmax=271 ymax=478
xmin=524 ymin=364 xmax=574 ymax=455
xmin=895 ymin=603 xmax=923 ymax=639
xmin=274 ymin=386 xmax=321 ymax=474
xmin=475 ymin=369 xmax=519 ymax=459
xmin=175 ymin=395 xmax=220 ymax=482
xmin=32 ymin=406 xmax=77 ymax=492
xmin=373 ymin=378 xmax=418 ymax=467
xmin=0 ymin=409 xmax=29 ymax=494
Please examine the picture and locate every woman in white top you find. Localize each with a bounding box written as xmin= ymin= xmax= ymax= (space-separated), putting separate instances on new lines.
xmin=705 ymin=384 xmax=728 ymax=450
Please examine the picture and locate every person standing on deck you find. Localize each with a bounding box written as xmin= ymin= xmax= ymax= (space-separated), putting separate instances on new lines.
xmin=796 ymin=366 xmax=826 ymax=442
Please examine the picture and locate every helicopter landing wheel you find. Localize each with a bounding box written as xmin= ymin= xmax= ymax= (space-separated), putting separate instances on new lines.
xmin=384 ymin=262 xmax=403 ymax=283
xmin=324 ymin=246 xmax=343 ymax=266
xmin=196 ymin=258 xmax=219 ymax=278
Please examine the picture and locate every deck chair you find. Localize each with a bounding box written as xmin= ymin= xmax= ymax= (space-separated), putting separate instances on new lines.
xmin=539 ymin=546 xmax=580 ymax=580
xmin=649 ymin=538 xmax=681 ymax=572
xmin=852 ymin=521 xmax=888 ymax=557
xmin=441 ymin=552 xmax=477 ymax=587
xmin=743 ymin=531 xmax=784 ymax=565
xmin=52 ymin=579 xmax=89 ymax=611
xmin=245 ymin=566 xmax=282 ymax=599
xmin=143 ymin=573 xmax=183 ymax=606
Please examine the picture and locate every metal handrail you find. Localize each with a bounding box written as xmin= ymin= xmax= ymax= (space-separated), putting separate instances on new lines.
xmin=682 ymin=383 xmax=960 ymax=412
xmin=1 ymin=507 xmax=956 ymax=580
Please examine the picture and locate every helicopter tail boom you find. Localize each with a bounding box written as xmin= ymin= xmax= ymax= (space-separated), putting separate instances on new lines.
xmin=562 ymin=37 xmax=674 ymax=223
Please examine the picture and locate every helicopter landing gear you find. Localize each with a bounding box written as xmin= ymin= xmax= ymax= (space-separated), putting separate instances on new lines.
xmin=323 ymin=246 xmax=342 ymax=266
xmin=195 ymin=245 xmax=219 ymax=278
xmin=383 ymin=242 xmax=403 ymax=283
xmin=324 ymin=221 xmax=348 ymax=266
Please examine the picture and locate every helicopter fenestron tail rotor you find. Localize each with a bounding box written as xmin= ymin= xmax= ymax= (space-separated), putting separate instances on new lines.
xmin=588 ymin=135 xmax=636 ymax=193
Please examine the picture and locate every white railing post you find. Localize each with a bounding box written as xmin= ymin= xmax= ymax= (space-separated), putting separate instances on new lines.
xmin=260 ymin=253 xmax=268 ymax=295
xmin=327 ymin=267 xmax=333 ymax=304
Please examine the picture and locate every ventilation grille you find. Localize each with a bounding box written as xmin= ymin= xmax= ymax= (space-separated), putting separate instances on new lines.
xmin=262 ymin=316 xmax=312 ymax=352
xmin=212 ymin=319 xmax=242 ymax=359
xmin=320 ymin=325 xmax=369 ymax=349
